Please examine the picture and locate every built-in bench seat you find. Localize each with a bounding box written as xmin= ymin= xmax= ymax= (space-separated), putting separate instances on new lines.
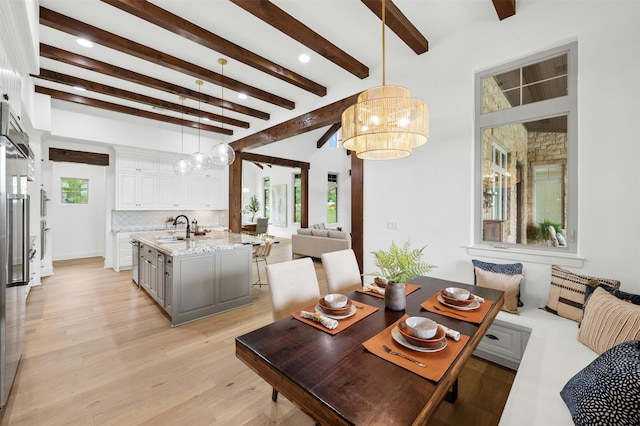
xmin=492 ymin=306 xmax=597 ymax=425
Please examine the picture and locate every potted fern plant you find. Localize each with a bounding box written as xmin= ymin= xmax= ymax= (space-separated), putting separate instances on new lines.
xmin=368 ymin=240 xmax=436 ymax=310
xmin=244 ymin=195 xmax=261 ymax=222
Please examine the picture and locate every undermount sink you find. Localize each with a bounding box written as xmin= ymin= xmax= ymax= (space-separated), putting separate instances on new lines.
xmin=156 ymin=237 xmax=181 ymax=243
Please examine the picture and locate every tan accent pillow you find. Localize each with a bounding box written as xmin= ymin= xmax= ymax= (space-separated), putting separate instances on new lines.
xmin=578 ymin=287 xmax=640 ymax=354
xmin=545 ymin=266 xmax=621 ymax=322
xmin=475 ymin=267 xmax=523 ymax=314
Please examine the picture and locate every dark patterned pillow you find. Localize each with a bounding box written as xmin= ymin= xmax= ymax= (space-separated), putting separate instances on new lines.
xmin=472 ymin=260 xmax=524 ymax=307
xmin=584 ymin=284 xmax=640 ymax=306
xmin=544 ymin=265 xmax=620 ymax=322
xmin=560 ymin=340 xmax=640 ymax=425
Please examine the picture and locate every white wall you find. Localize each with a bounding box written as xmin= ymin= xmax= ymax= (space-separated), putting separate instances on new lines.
xmin=355 ymin=0 xmax=640 ymax=305
xmin=250 ymin=130 xmax=352 ymax=236
xmin=50 ymin=161 xmax=107 ymax=261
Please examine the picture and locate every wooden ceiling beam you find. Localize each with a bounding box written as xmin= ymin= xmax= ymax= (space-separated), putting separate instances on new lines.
xmin=230 ymin=0 xmax=369 ymax=79
xmin=40 ymin=44 xmax=269 ymax=121
xmin=36 ymin=85 xmax=233 ymax=135
xmin=360 ymin=0 xmax=429 ymax=55
xmin=241 ymin=152 xmax=310 ymax=170
xmin=230 ymin=93 xmax=360 ymax=152
xmin=33 ymin=69 xmax=249 ymax=129
xmin=39 ymin=6 xmax=295 ymax=110
xmin=316 ymin=123 xmax=341 ymax=149
xmin=491 ymin=0 xmax=516 ymax=20
xmin=100 ymin=0 xmax=327 ymax=97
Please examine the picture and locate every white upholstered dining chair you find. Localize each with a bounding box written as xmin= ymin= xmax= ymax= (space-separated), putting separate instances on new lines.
xmin=321 ymin=249 xmax=362 ymax=294
xmin=265 ymin=257 xmax=321 ymax=402
xmin=265 ymin=257 xmax=321 ymax=322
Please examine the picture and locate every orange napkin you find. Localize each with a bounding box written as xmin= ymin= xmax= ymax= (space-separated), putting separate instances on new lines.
xmin=356 ymin=283 xmax=421 ymax=299
xmin=362 ymin=315 xmax=469 ymax=382
xmin=420 ymin=291 xmax=494 ymax=324
xmin=292 ymin=300 xmax=379 ymax=335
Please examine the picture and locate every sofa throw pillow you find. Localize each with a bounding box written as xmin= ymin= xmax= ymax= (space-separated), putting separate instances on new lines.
xmin=544 ymin=265 xmax=621 ymax=322
xmin=560 ymin=340 xmax=640 ymax=426
xmin=328 ymin=230 xmax=350 ymax=240
xmin=297 ymin=228 xmax=312 ymax=235
xmin=578 ymin=287 xmax=640 ymax=354
xmin=474 ymin=267 xmax=522 ymax=314
xmin=472 ymin=260 xmax=524 ymax=307
xmin=310 ymin=229 xmax=330 ymax=237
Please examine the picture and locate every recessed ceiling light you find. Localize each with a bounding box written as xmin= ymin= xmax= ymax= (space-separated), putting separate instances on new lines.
xmin=77 ymin=38 xmax=93 ymax=48
xmin=74 ymin=86 xmax=86 ymax=92
xmin=238 ymin=93 xmax=247 ymax=100
xmin=202 ymin=117 xmax=210 ymax=121
xmin=298 ymin=54 xmax=310 ymax=63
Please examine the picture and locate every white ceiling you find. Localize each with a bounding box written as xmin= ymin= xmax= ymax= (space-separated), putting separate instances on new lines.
xmin=35 ymin=0 xmax=505 ymax=148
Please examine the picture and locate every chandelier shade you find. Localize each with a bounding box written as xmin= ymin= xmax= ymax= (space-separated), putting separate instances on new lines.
xmin=342 ymin=86 xmax=429 ymax=160
xmin=341 ymin=0 xmax=429 ymax=160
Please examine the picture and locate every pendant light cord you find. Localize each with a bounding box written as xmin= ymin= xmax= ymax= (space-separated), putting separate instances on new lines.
xmin=180 ymin=96 xmax=185 ymax=156
xmin=197 ymin=80 xmax=203 ymax=152
xmin=382 ymin=0 xmax=386 ymax=87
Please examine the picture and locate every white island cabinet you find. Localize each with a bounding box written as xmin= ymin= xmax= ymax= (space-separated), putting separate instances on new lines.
xmin=131 ymin=231 xmax=254 ymax=326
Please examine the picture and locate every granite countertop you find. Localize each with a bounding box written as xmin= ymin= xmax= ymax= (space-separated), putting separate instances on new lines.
xmin=131 ymin=230 xmax=264 ymax=256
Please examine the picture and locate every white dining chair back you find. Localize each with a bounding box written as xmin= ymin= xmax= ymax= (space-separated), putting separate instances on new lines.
xmin=321 ymin=249 xmax=362 ymax=294
xmin=266 ymin=257 xmax=321 ymax=322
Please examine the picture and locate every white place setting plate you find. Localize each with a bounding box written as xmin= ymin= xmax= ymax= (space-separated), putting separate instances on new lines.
xmin=391 ymin=327 xmax=447 ymax=353
xmin=315 ymin=304 xmax=357 ymax=320
xmin=437 ymin=295 xmax=480 ymax=311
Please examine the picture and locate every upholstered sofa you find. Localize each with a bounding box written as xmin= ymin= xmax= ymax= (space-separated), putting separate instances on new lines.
xmin=291 ymin=228 xmax=351 ymax=258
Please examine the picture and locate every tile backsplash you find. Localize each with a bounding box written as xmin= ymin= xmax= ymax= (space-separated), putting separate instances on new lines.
xmin=111 ymin=210 xmax=227 ymax=232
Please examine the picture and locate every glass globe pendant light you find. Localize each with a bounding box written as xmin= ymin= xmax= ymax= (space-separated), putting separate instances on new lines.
xmin=174 ymin=96 xmax=193 ymax=176
xmin=210 ymin=58 xmax=236 ymax=166
xmin=188 ymin=79 xmax=212 ymax=171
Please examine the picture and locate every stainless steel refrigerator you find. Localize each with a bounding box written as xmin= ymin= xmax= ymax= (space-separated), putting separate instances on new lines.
xmin=0 ymin=102 xmax=31 ymax=411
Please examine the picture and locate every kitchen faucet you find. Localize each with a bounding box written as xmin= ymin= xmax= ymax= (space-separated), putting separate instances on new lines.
xmin=173 ymin=215 xmax=190 ymax=239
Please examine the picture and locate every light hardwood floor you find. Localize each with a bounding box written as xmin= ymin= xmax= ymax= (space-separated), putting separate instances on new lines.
xmin=1 ymin=240 xmax=514 ymax=425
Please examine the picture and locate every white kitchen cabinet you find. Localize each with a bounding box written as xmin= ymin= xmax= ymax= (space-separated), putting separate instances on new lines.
xmin=113 ymin=232 xmax=133 ymax=272
xmin=473 ymin=319 xmax=531 ymax=370
xmin=116 ymin=173 xmax=157 ymax=210
xmin=115 ymin=149 xmax=227 ymax=211
xmin=117 ymin=152 xmax=156 ymax=174
xmin=191 ymin=168 xmax=226 ymax=209
xmin=157 ymin=176 xmax=191 ymax=209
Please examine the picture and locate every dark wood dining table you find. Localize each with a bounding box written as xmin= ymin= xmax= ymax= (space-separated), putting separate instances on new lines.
xmin=235 ymin=276 xmax=504 ymax=425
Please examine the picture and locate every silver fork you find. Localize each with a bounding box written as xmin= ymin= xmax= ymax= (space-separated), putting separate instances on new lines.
xmin=382 ymin=344 xmax=427 ymax=368
xmin=432 ymin=305 xmax=468 ymax=318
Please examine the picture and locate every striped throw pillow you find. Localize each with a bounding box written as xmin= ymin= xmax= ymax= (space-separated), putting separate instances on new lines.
xmin=578 ymin=287 xmax=640 ymax=354
xmin=544 ymin=266 xmax=620 ymax=322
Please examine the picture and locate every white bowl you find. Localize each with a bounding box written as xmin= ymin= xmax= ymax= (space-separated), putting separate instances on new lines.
xmin=445 ymin=287 xmax=471 ymax=301
xmin=324 ymin=294 xmax=348 ymax=308
xmin=404 ymin=317 xmax=438 ymax=339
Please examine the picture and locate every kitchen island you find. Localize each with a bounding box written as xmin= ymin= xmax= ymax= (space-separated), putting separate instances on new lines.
xmin=131 ymin=231 xmax=262 ymax=326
